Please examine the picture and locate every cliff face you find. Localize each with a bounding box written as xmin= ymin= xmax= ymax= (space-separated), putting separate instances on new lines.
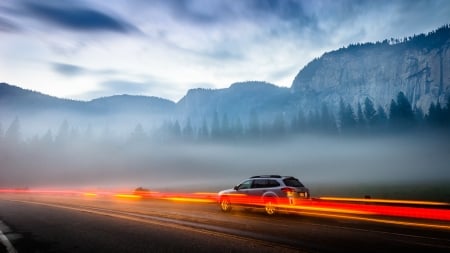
xmin=177 ymin=81 xmax=293 ymax=126
xmin=291 ymin=26 xmax=450 ymax=112
xmin=1 ymin=26 xmax=449 ymax=134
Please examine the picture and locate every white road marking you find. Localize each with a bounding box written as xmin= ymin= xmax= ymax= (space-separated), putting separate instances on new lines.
xmin=0 ymin=221 xmax=18 ymax=253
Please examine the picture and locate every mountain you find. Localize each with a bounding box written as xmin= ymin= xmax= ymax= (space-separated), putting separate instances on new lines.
xmin=0 ymin=82 xmax=83 ymax=115
xmin=0 ymin=83 xmax=175 ymax=115
xmin=0 ymin=83 xmax=176 ymax=133
xmin=89 ymin=95 xmax=175 ymax=115
xmin=1 ymin=25 xmax=449 ymax=136
xmin=177 ymin=81 xmax=293 ymax=126
xmin=292 ymin=25 xmax=450 ymax=112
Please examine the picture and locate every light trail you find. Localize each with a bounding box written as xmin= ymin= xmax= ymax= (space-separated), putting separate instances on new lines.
xmin=114 ymin=194 xmax=142 ymax=199
xmin=164 ymin=197 xmax=215 ymax=203
xmin=2 ymin=188 xmax=450 ymax=225
xmin=83 ymin=193 xmax=98 ymax=197
xmin=319 ymin=197 xmax=450 ymax=206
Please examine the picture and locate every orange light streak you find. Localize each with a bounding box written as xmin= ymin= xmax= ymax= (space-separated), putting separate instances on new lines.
xmin=294 ymin=199 xmax=450 ymax=221
xmin=164 ymin=197 xmax=215 ymax=203
xmin=277 ymin=204 xmax=374 ymax=215
xmin=2 ymin=188 xmax=450 ymax=223
xmin=114 ymin=194 xmax=142 ymax=199
xmin=296 ymin=211 xmax=450 ymax=230
xmin=319 ymin=197 xmax=450 ymax=206
xmin=83 ymin=193 xmax=98 ymax=197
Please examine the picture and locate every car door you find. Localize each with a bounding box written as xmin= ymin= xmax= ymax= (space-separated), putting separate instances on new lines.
xmin=247 ymin=179 xmax=267 ymax=205
xmin=232 ymin=179 xmax=252 ymax=205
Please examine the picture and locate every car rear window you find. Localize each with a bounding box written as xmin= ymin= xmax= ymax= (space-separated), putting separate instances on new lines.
xmin=283 ymin=178 xmax=304 ymax=187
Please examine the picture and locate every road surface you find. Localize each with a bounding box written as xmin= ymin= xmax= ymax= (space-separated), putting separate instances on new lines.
xmin=0 ymin=193 xmax=449 ymax=253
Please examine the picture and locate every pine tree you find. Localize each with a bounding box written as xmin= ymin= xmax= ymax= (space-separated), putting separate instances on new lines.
xmin=307 ymin=110 xmax=320 ymax=133
xmin=233 ymin=117 xmax=244 ymax=138
xmin=320 ymin=103 xmax=336 ymax=134
xmin=413 ymin=106 xmax=425 ymax=129
xmin=182 ymin=118 xmax=194 ymax=140
xmin=0 ymin=122 xmax=3 ymax=143
xmin=198 ymin=118 xmax=209 ymax=141
xmin=292 ymin=109 xmax=306 ymax=133
xmin=84 ymin=124 xmax=93 ymax=141
xmin=339 ymin=99 xmax=356 ymax=133
xmin=55 ymin=119 xmax=70 ymax=144
xmin=389 ymin=98 xmax=399 ymax=127
xmin=338 ymin=98 xmax=346 ymax=131
xmin=271 ymin=113 xmax=286 ymax=136
xmin=248 ymin=110 xmax=260 ymax=138
xmin=221 ymin=114 xmax=230 ymax=138
xmin=427 ymin=102 xmax=436 ymax=126
xmin=397 ymin=92 xmax=414 ymax=122
xmin=435 ymin=102 xmax=444 ymax=127
xmin=130 ymin=123 xmax=146 ymax=142
xmin=41 ymin=129 xmax=54 ymax=147
xmin=172 ymin=120 xmax=181 ymax=137
xmin=345 ymin=104 xmax=357 ymax=130
xmin=427 ymin=101 xmax=446 ymax=128
xmin=211 ymin=111 xmax=221 ymax=138
xmin=363 ymin=97 xmax=377 ymax=126
xmin=5 ymin=117 xmax=21 ymax=145
xmin=376 ymin=105 xmax=388 ymax=132
xmin=444 ymin=97 xmax=450 ymax=128
xmin=356 ymin=102 xmax=366 ymax=131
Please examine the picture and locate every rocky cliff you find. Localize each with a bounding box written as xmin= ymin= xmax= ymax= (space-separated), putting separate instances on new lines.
xmin=292 ymin=25 xmax=450 ymax=112
xmin=177 ymin=81 xmax=293 ymax=126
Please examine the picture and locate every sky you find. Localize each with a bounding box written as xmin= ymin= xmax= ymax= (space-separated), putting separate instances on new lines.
xmin=0 ymin=0 xmax=449 ymax=102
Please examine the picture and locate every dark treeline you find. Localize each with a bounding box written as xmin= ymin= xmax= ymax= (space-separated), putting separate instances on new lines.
xmin=157 ymin=91 xmax=450 ymax=142
xmin=1 ymin=92 xmax=450 ymax=147
xmin=344 ymin=24 xmax=450 ymax=51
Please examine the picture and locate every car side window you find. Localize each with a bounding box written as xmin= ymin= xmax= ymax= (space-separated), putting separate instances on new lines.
xmin=237 ymin=180 xmax=252 ymax=190
xmin=267 ymin=180 xmax=280 ymax=187
xmin=251 ymin=179 xmax=267 ymax=188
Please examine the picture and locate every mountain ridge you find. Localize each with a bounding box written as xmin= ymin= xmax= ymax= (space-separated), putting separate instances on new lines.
xmin=1 ymin=25 xmax=449 ymax=132
xmin=292 ymin=24 xmax=450 ymax=112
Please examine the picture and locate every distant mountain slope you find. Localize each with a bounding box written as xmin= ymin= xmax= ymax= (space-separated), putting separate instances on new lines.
xmin=89 ymin=95 xmax=176 ymax=115
xmin=291 ymin=25 xmax=450 ymax=112
xmin=0 ymin=83 xmax=175 ymax=115
xmin=0 ymin=82 xmax=83 ymax=114
xmin=0 ymin=83 xmax=176 ymax=133
xmin=1 ymin=25 xmax=449 ymax=134
xmin=177 ymin=81 xmax=293 ymax=125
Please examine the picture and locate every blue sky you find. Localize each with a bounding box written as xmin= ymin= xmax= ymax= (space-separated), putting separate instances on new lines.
xmin=0 ymin=0 xmax=449 ymax=102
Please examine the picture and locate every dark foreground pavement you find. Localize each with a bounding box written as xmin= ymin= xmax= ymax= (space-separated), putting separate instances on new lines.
xmin=1 ymin=195 xmax=450 ymax=253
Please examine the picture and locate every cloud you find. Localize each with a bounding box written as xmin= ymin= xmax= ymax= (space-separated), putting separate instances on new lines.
xmin=159 ymin=0 xmax=230 ymax=25
xmin=77 ymin=79 xmax=155 ymax=100
xmin=23 ymin=1 xmax=138 ymax=33
xmin=156 ymin=0 xmax=316 ymax=29
xmin=51 ymin=62 xmax=121 ymax=77
xmin=74 ymin=77 xmax=187 ymax=102
xmin=52 ymin=62 xmax=86 ymax=77
xmin=0 ymin=16 xmax=19 ymax=32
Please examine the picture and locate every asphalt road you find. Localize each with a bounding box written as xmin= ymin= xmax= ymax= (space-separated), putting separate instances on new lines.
xmin=0 ymin=194 xmax=449 ymax=253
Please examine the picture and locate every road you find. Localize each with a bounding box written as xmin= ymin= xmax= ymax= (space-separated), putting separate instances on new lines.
xmin=0 ymin=193 xmax=449 ymax=253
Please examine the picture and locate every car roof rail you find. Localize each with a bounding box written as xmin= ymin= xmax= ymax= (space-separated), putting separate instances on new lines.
xmin=250 ymin=175 xmax=281 ymax=178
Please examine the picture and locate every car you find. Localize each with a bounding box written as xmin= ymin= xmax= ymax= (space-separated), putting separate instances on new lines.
xmin=217 ymin=175 xmax=310 ymax=215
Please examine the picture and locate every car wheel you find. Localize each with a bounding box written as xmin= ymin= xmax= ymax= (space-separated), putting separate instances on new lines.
xmin=220 ymin=198 xmax=232 ymax=212
xmin=264 ymin=198 xmax=277 ymax=215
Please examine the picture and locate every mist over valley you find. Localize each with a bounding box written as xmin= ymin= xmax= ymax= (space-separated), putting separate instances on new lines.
xmin=1 ymin=25 xmax=450 ymax=201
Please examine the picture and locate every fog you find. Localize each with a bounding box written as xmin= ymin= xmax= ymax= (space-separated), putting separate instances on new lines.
xmin=1 ymin=120 xmax=449 ymax=201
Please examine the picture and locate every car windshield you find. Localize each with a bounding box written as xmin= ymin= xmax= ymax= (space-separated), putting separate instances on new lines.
xmin=283 ymin=178 xmax=304 ymax=187
xmin=237 ymin=180 xmax=252 ymax=190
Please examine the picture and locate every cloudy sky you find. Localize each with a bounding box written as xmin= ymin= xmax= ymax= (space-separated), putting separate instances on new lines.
xmin=0 ymin=0 xmax=449 ymax=102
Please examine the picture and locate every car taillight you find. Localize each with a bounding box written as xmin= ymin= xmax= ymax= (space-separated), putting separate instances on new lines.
xmin=281 ymin=187 xmax=294 ymax=194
